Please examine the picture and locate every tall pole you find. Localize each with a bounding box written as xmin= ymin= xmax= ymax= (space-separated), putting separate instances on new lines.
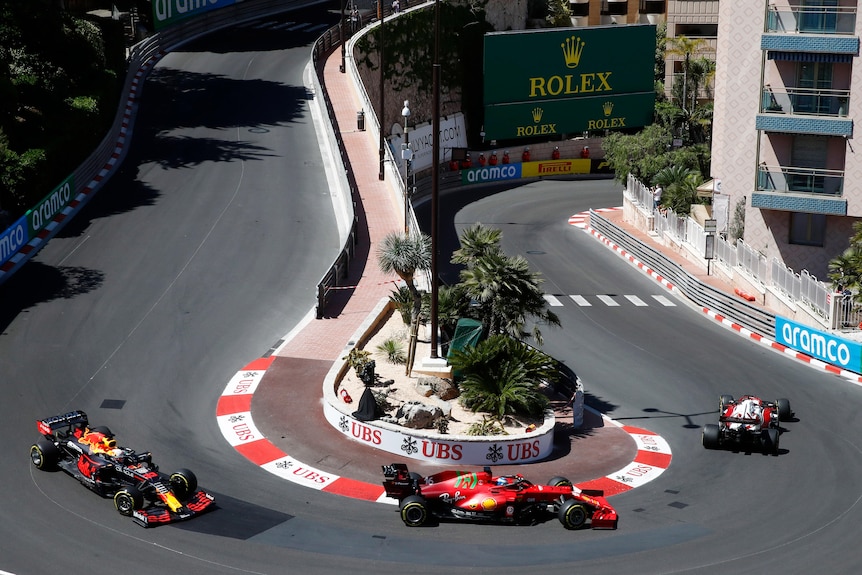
xmin=378 ymin=3 xmax=386 ymax=181
xmin=402 ymin=100 xmax=411 ymax=233
xmin=430 ymin=0 xmax=441 ymax=358
xmin=339 ymin=0 xmax=346 ymax=73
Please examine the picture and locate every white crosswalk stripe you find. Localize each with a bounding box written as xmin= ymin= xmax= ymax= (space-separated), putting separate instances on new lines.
xmin=570 ymin=295 xmax=591 ymax=306
xmin=596 ymin=295 xmax=619 ymax=306
xmin=543 ymin=294 xmax=564 ymax=307
xmin=552 ymin=295 xmax=678 ymax=308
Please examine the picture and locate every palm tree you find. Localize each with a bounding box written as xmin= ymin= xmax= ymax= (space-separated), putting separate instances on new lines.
xmin=448 ymin=335 xmax=554 ymax=419
xmin=458 ymin=246 xmax=560 ymax=344
xmin=451 ymin=223 xmax=502 ymax=266
xmin=377 ymin=232 xmax=431 ymax=372
xmin=665 ymin=35 xmax=709 ymax=114
xmin=652 ymin=164 xmax=703 ymax=215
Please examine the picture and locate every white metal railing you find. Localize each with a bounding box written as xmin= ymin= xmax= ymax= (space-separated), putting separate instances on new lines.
xmin=714 ymin=234 xmax=737 ymax=269
xmin=736 ymin=240 xmax=769 ymax=284
xmin=626 ymin=174 xmax=839 ymax=327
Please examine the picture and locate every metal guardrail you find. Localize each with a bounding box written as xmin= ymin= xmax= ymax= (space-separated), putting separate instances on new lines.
xmin=590 ymin=209 xmax=777 ymax=338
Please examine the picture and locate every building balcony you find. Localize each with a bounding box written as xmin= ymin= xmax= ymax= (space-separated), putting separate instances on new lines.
xmin=761 ymin=87 xmax=850 ymax=117
xmin=757 ymin=164 xmax=843 ymax=196
xmin=601 ymin=0 xmax=629 ymax=16
xmin=639 ymin=0 xmax=665 ymax=15
xmin=756 ymin=111 xmax=853 ymax=137
xmin=754 ymin=164 xmax=847 ymax=215
xmin=766 ymin=4 xmax=857 ymax=35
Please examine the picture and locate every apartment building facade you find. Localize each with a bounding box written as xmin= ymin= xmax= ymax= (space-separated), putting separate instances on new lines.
xmin=712 ymin=0 xmax=860 ymax=280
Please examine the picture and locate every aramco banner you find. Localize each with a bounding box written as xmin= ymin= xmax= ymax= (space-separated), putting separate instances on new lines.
xmin=152 ymin=0 xmax=237 ymax=30
xmin=775 ymin=316 xmax=862 ymax=373
xmin=483 ymin=25 xmax=656 ymax=140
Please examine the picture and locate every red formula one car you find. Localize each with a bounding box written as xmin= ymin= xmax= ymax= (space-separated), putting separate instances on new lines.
xmin=30 ymin=411 xmax=215 ymax=527
xmin=382 ymin=463 xmax=618 ymax=530
xmin=702 ymin=394 xmax=792 ymax=455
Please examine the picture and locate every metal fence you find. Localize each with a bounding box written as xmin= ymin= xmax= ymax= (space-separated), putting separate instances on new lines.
xmin=590 ymin=209 xmax=777 ymax=337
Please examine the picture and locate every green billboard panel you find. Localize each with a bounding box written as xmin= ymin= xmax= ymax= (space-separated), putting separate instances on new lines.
xmin=483 ymin=92 xmax=655 ymax=141
xmin=483 ymin=25 xmax=655 ymax=105
xmin=483 ymin=25 xmax=656 ymax=139
xmin=152 ymin=0 xmax=237 ymax=30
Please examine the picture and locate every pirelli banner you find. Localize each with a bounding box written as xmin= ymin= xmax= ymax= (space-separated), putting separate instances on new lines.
xmin=483 ymin=25 xmax=656 ymax=140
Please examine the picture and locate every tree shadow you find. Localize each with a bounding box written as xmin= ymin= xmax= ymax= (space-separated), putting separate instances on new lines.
xmin=0 ymin=262 xmax=106 ymax=332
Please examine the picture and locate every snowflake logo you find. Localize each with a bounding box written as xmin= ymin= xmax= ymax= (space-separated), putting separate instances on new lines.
xmin=401 ymin=437 xmax=418 ymax=455
xmin=228 ymin=414 xmax=245 ymax=424
xmin=242 ymin=371 xmax=256 ymax=378
xmin=615 ymin=475 xmax=634 ymax=483
xmin=339 ymin=416 xmax=349 ymax=432
xmin=275 ymin=459 xmax=294 ymax=470
xmin=486 ymin=444 xmax=503 ymax=463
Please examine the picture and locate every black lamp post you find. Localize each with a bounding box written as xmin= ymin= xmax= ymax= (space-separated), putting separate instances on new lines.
xmin=339 ymin=0 xmax=346 ymax=73
xmin=430 ymin=0 xmax=440 ymax=358
xmin=378 ymin=3 xmax=386 ymax=181
xmin=401 ymin=99 xmax=411 ymax=233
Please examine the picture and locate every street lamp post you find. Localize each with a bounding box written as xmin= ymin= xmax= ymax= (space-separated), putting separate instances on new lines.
xmin=430 ymin=0 xmax=440 ymax=359
xmin=339 ymin=0 xmax=346 ymax=73
xmin=401 ymin=100 xmax=411 ymax=233
xmin=378 ymin=3 xmax=386 ymax=180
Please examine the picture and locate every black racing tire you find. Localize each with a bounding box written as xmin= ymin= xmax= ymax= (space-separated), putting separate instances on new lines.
xmin=30 ymin=439 xmax=60 ymax=470
xmin=719 ymin=395 xmax=734 ymax=412
xmin=114 ymin=487 xmax=144 ymax=516
xmin=702 ymin=424 xmax=721 ymax=449
xmin=89 ymin=425 xmax=113 ymax=437
xmin=399 ymin=495 xmax=429 ymax=527
xmin=558 ymin=499 xmax=589 ymax=530
xmin=548 ymin=476 xmax=572 ymax=487
xmin=764 ymin=428 xmax=780 ymax=455
xmin=775 ymin=398 xmax=792 ymax=422
xmin=170 ymin=468 xmax=198 ymax=500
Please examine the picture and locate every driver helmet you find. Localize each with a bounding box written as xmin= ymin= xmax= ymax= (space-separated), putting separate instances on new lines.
xmin=102 ymin=437 xmax=117 ymax=450
xmin=495 ymin=477 xmax=509 ymax=486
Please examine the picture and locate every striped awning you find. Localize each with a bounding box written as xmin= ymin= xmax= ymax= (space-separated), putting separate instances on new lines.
xmin=768 ymin=51 xmax=854 ymax=63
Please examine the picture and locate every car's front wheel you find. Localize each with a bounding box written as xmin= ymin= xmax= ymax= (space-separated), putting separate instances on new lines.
xmin=170 ymin=469 xmax=198 ymax=500
xmin=30 ymin=439 xmax=60 ymax=470
xmin=114 ymin=487 xmax=144 ymax=516
xmin=775 ymin=398 xmax=792 ymax=422
xmin=399 ymin=495 xmax=429 ymax=527
xmin=558 ymin=499 xmax=588 ymax=530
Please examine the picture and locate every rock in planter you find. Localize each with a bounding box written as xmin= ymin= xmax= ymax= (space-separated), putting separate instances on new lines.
xmin=419 ymin=376 xmax=460 ymax=401
xmin=396 ymin=401 xmax=443 ymax=429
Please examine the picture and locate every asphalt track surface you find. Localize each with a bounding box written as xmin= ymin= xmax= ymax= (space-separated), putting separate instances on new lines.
xmin=3 ymin=6 xmax=862 ymax=574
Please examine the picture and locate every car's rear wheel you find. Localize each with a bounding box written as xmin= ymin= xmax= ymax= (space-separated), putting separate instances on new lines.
xmin=558 ymin=499 xmax=588 ymax=529
xmin=719 ymin=395 xmax=734 ymax=412
xmin=775 ymin=398 xmax=792 ymax=422
xmin=30 ymin=439 xmax=59 ymax=470
xmin=399 ymin=495 xmax=429 ymax=527
xmin=763 ymin=428 xmax=780 ymax=455
xmin=702 ymin=424 xmax=721 ymax=449
xmin=548 ymin=476 xmax=572 ymax=487
xmin=114 ymin=487 xmax=144 ymax=516
xmin=170 ymin=468 xmax=198 ymax=500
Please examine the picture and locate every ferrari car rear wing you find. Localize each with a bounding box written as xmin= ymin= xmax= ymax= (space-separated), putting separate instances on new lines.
xmin=37 ymin=410 xmax=89 ymax=436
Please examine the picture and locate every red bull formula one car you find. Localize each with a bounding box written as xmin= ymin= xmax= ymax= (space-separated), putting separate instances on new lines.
xmin=30 ymin=410 xmax=215 ymax=527
xmin=702 ymin=394 xmax=792 ymax=455
xmin=382 ymin=463 xmax=618 ymax=529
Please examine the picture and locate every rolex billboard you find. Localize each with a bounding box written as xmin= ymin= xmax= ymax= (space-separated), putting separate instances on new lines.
xmin=483 ymin=25 xmax=656 ymax=140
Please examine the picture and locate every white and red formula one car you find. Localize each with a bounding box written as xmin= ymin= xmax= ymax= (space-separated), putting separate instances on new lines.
xmin=702 ymin=394 xmax=792 ymax=455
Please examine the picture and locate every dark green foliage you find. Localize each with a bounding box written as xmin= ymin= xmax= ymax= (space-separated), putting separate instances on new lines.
xmin=449 ymin=335 xmax=555 ymax=419
xmin=0 ymin=0 xmax=123 ymax=215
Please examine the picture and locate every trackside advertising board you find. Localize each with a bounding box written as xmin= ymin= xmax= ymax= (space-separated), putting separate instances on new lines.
xmin=775 ymin=316 xmax=862 ymax=374
xmin=483 ymin=25 xmax=656 ymax=140
xmin=152 ymin=0 xmax=238 ymax=30
xmin=460 ymin=158 xmax=611 ymax=185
